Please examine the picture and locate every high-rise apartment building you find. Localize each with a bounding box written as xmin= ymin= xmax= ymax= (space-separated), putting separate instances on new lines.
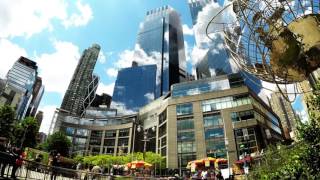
xmin=135 ymin=6 xmax=187 ymax=98
xmin=60 ymin=44 xmax=100 ymax=116
xmin=0 ymin=56 xmax=43 ymax=119
xmin=269 ymin=91 xmax=298 ymax=139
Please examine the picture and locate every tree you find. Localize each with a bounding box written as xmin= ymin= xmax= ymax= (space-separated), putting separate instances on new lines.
xmin=13 ymin=117 xmax=39 ymax=148
xmin=41 ymin=131 xmax=72 ymax=157
xmin=0 ymin=105 xmax=16 ymax=140
xmin=249 ymin=83 xmax=320 ymax=179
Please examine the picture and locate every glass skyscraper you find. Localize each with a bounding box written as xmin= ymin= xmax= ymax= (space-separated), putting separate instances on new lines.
xmin=0 ymin=56 xmax=42 ymax=119
xmin=135 ymin=6 xmax=187 ymax=98
xmin=112 ymin=6 xmax=188 ymax=113
xmin=61 ymin=44 xmax=100 ymax=116
xmin=112 ymin=64 xmax=157 ymax=114
xmin=188 ymin=0 xmax=262 ymax=95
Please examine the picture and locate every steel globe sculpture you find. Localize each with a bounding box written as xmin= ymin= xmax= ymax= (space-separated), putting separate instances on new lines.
xmin=207 ymin=0 xmax=320 ymax=85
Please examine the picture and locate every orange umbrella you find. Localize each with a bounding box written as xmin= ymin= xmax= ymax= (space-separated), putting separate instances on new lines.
xmin=127 ymin=160 xmax=152 ymax=169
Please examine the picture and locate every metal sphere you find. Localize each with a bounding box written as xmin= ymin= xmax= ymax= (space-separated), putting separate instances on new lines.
xmin=220 ymin=0 xmax=320 ymax=84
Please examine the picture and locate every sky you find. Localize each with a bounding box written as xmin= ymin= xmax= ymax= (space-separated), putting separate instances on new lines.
xmin=0 ymin=0 xmax=197 ymax=134
xmin=0 ymin=0 xmax=308 ymax=134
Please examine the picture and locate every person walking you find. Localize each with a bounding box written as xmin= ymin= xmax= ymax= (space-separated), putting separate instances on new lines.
xmin=11 ymin=147 xmax=23 ymax=179
xmin=50 ymin=151 xmax=60 ymax=180
xmin=0 ymin=140 xmax=9 ymax=177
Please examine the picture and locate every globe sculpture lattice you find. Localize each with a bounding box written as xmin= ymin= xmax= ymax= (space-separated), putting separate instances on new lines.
xmin=208 ymin=0 xmax=320 ymax=86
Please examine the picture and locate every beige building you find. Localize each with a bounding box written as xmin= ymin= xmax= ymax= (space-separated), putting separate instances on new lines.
xmin=139 ymin=74 xmax=284 ymax=169
xmin=52 ymin=108 xmax=136 ymax=156
xmin=269 ymin=91 xmax=298 ymax=140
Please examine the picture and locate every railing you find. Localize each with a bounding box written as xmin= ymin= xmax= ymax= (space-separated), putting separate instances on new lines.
xmin=0 ymin=152 xmax=113 ymax=180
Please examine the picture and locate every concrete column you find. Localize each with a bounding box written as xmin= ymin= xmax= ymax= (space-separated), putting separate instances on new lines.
xmin=114 ymin=130 xmax=119 ymax=156
xmin=100 ymin=130 xmax=105 ymax=154
xmin=167 ymin=105 xmax=178 ymax=169
xmin=193 ymin=101 xmax=206 ymax=159
xmin=221 ymin=109 xmax=237 ymax=164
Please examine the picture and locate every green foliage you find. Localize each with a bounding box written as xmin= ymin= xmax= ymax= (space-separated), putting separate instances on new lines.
xmin=249 ymin=84 xmax=320 ymax=179
xmin=42 ymin=131 xmax=72 ymax=157
xmin=0 ymin=105 xmax=16 ymax=140
xmin=76 ymin=152 xmax=165 ymax=169
xmin=12 ymin=117 xmax=39 ymax=148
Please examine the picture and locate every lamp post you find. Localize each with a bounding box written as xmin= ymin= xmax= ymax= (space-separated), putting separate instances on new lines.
xmin=137 ymin=125 xmax=156 ymax=160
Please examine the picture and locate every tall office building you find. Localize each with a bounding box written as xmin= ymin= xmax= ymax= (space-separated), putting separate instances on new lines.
xmin=112 ymin=64 xmax=157 ymax=113
xmin=135 ymin=6 xmax=187 ymax=98
xmin=188 ymin=0 xmax=262 ymax=95
xmin=188 ymin=0 xmax=236 ymax=78
xmin=26 ymin=77 xmax=45 ymax=117
xmin=269 ymin=91 xmax=298 ymax=140
xmin=60 ymin=44 xmax=100 ymax=116
xmin=0 ymin=56 xmax=42 ymax=119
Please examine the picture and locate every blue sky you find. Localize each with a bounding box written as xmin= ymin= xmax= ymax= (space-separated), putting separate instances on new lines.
xmin=0 ymin=0 xmax=196 ymax=133
xmin=0 ymin=0 xmax=308 ymax=134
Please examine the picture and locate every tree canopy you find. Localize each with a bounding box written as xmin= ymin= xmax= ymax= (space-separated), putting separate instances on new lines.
xmin=0 ymin=105 xmax=16 ymax=140
xmin=249 ymin=83 xmax=320 ymax=179
xmin=13 ymin=116 xmax=39 ymax=148
xmin=40 ymin=131 xmax=72 ymax=157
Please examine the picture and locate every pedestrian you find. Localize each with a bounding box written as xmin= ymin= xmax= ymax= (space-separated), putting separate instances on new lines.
xmin=50 ymin=151 xmax=60 ymax=180
xmin=11 ymin=147 xmax=23 ymax=179
xmin=0 ymin=139 xmax=9 ymax=177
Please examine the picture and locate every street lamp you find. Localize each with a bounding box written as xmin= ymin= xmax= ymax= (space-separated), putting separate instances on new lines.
xmin=137 ymin=125 xmax=156 ymax=160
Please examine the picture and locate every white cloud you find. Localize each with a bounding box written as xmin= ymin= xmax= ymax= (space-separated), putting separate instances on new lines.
xmin=115 ymin=44 xmax=161 ymax=69
xmin=258 ymin=80 xmax=299 ymax=102
xmin=194 ymin=1 xmax=236 ymax=46
xmin=106 ymin=68 xmax=118 ymax=77
xmin=0 ymin=0 xmax=92 ymax=38
xmin=191 ymin=46 xmax=208 ymax=65
xmin=36 ymin=40 xmax=80 ymax=95
xmin=63 ymin=1 xmax=93 ymax=28
xmin=98 ymin=51 xmax=106 ymax=64
xmin=96 ymin=82 xmax=115 ymax=96
xmin=38 ymin=105 xmax=57 ymax=134
xmin=182 ymin=24 xmax=194 ymax=36
xmin=295 ymin=108 xmax=309 ymax=123
xmin=110 ymin=101 xmax=137 ymax=115
xmin=0 ymin=39 xmax=28 ymax=78
xmin=144 ymin=92 xmax=154 ymax=102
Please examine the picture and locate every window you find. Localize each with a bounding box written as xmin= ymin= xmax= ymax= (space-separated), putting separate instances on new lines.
xmin=105 ymin=130 xmax=116 ymax=138
xmin=205 ymin=128 xmax=224 ymax=139
xmin=206 ymin=140 xmax=226 ymax=158
xmin=177 ymin=118 xmax=194 ymax=130
xmin=159 ymin=109 xmax=167 ymax=124
xmin=104 ymin=139 xmax=115 ymax=146
xmin=119 ymin=129 xmax=129 ymax=137
xmin=178 ymin=131 xmax=195 ymax=141
xmin=231 ymin=110 xmax=255 ymax=122
xmin=202 ymin=94 xmax=251 ymax=112
xmin=106 ymin=147 xmax=114 ymax=154
xmin=161 ymin=137 xmax=167 ymax=146
xmin=65 ymin=127 xmax=74 ymax=136
xmin=76 ymin=129 xmax=89 ymax=136
xmin=176 ymin=103 xmax=193 ymax=116
xmin=159 ymin=123 xmax=167 ymax=137
xmin=235 ymin=128 xmax=258 ymax=156
xmin=118 ymin=138 xmax=129 ymax=146
xmin=178 ymin=141 xmax=196 ymax=153
xmin=203 ymin=114 xmax=223 ymax=127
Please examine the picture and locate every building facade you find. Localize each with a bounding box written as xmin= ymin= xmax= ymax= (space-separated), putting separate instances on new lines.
xmin=0 ymin=56 xmax=43 ymax=120
xmin=60 ymin=44 xmax=100 ymax=116
xmin=134 ymin=6 xmax=187 ymax=98
xmin=52 ymin=108 xmax=136 ymax=156
xmin=112 ymin=64 xmax=157 ymax=113
xmin=269 ymin=91 xmax=298 ymax=140
xmin=138 ymin=74 xmax=284 ymax=169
